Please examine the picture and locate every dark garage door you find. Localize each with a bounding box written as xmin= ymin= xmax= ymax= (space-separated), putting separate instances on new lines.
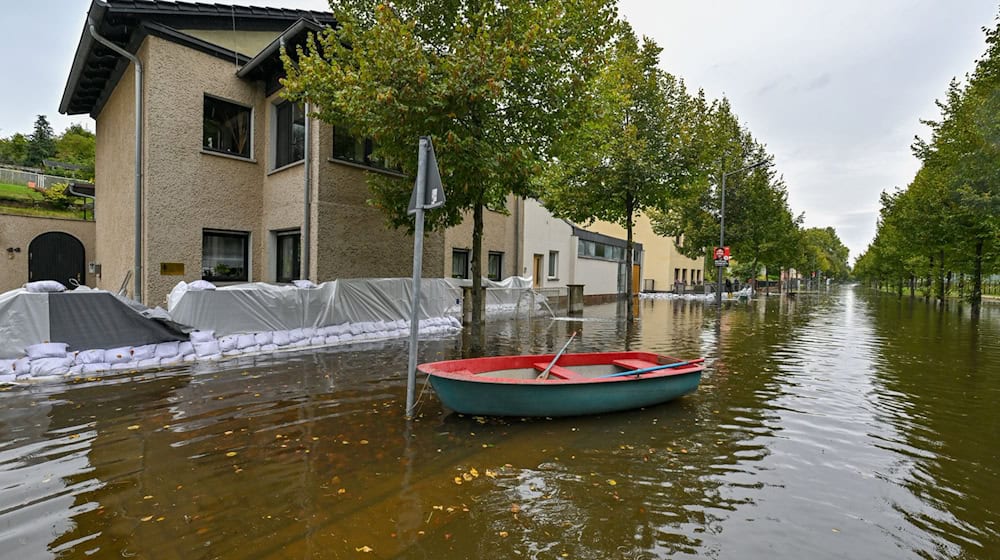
xmin=29 ymin=232 xmax=85 ymax=286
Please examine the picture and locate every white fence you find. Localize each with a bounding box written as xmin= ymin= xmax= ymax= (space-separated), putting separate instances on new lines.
xmin=0 ymin=166 xmax=75 ymax=190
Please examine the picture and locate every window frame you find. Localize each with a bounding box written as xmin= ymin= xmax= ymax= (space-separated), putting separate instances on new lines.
xmin=202 ymin=229 xmax=251 ymax=283
xmin=451 ymin=249 xmax=470 ymax=280
xmin=274 ymin=229 xmax=301 ymax=284
xmin=547 ymin=250 xmax=559 ymax=279
xmin=272 ymin=100 xmax=305 ymax=170
xmin=487 ymin=251 xmax=504 ymax=281
xmin=202 ymin=94 xmax=253 ymax=160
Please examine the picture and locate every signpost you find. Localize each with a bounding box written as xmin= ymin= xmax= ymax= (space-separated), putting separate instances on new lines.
xmin=406 ymin=137 xmax=445 ymax=419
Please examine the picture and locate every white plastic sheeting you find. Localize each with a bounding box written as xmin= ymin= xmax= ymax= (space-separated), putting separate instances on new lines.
xmin=0 ymin=290 xmax=50 ymax=360
xmin=168 ymin=279 xmax=461 ymax=336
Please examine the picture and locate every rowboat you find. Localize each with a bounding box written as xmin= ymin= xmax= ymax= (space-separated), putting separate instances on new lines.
xmin=419 ymin=351 xmax=704 ymax=417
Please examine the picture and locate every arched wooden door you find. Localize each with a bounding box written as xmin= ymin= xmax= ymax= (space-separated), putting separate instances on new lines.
xmin=29 ymin=232 xmax=85 ymax=286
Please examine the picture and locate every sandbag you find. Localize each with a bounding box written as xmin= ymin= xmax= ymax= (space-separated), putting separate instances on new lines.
xmin=106 ymin=347 xmax=133 ymax=364
xmin=273 ymin=331 xmax=291 ymax=346
xmin=190 ymin=330 xmax=216 ymax=343
xmin=310 ymin=336 xmax=325 ymax=346
xmin=194 ymin=341 xmax=221 ymax=357
xmin=237 ymin=334 xmax=256 ymax=349
xmin=81 ymin=363 xmax=110 ymax=374
xmin=254 ymin=332 xmax=273 ymax=346
xmin=31 ymin=356 xmax=74 ymax=376
xmin=74 ymin=349 xmax=107 ymax=364
xmin=154 ymin=341 xmax=180 ymax=359
xmin=178 ymin=341 xmax=194 ymax=356
xmin=131 ymin=344 xmax=156 ymax=361
xmin=23 ymin=280 xmax=66 ymax=293
xmin=26 ymin=342 xmax=68 ymax=360
xmin=218 ymin=335 xmax=238 ymax=353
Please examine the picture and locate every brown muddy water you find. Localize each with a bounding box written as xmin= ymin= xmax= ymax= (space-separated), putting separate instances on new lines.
xmin=1 ymin=286 xmax=998 ymax=559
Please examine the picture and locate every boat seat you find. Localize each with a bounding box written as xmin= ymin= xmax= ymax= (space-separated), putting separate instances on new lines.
xmin=610 ymin=358 xmax=660 ymax=371
xmin=532 ymin=362 xmax=583 ymax=379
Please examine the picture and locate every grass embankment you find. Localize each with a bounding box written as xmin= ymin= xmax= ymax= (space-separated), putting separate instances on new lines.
xmin=0 ymin=182 xmax=92 ymax=220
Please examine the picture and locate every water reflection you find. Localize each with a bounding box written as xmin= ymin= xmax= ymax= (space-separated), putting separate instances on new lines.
xmin=0 ymin=288 xmax=998 ymax=558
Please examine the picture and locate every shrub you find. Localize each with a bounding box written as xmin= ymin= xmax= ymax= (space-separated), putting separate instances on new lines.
xmin=39 ymin=183 xmax=73 ymax=209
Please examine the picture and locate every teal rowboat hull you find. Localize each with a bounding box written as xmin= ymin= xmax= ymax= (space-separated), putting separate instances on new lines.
xmin=419 ymin=351 xmax=704 ymax=417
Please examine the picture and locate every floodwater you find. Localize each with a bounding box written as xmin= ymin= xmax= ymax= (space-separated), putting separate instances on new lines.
xmin=1 ymin=286 xmax=998 ymax=559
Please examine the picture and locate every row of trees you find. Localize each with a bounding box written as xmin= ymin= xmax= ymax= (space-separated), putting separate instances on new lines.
xmin=0 ymin=116 xmax=95 ymax=180
xmin=281 ymin=0 xmax=849 ymax=330
xmin=855 ymin=10 xmax=1000 ymax=318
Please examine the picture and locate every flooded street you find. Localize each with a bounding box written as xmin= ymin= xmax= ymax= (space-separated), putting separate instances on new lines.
xmin=1 ymin=286 xmax=998 ymax=559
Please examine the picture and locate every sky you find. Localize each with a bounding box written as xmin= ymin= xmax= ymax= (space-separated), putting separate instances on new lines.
xmin=1 ymin=0 xmax=996 ymax=261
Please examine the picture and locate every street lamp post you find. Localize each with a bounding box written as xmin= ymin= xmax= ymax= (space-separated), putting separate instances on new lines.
xmin=716 ymin=158 xmax=771 ymax=305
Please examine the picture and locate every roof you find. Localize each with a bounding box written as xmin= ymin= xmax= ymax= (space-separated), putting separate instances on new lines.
xmin=236 ymin=18 xmax=325 ymax=96
xmin=60 ymin=0 xmax=334 ymax=117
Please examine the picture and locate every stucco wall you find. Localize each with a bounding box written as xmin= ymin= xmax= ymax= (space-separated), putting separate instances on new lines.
xmin=0 ymin=215 xmax=97 ymax=293
xmin=575 ymin=256 xmax=620 ymax=296
xmin=94 ymin=47 xmax=141 ymax=299
xmin=443 ymin=195 xmax=519 ymax=279
xmin=520 ymin=199 xmax=577 ymax=288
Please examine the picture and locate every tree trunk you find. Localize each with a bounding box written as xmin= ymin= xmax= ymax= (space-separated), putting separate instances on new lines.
xmin=936 ymin=249 xmax=945 ymax=304
xmin=625 ymin=191 xmax=634 ymax=321
xmin=925 ymin=254 xmax=933 ymax=301
xmin=972 ymin=237 xmax=983 ymax=319
xmin=471 ymin=201 xmax=484 ymax=353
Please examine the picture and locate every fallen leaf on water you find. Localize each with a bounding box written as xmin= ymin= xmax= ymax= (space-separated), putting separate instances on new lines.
xmin=127 ymin=425 xmax=140 ymax=431
xmin=485 ymin=469 xmax=497 ymax=479
xmin=226 ymin=452 xmax=238 ymax=457
xmin=462 ymin=472 xmax=473 ymax=482
xmin=140 ymin=516 xmax=153 ymax=522
xmin=360 ymin=439 xmax=369 ymax=445
xmin=499 ymin=531 xmax=509 ymax=538
xmin=355 ymin=546 xmax=373 ymax=553
xmin=510 ymin=504 xmax=521 ymax=514
xmin=224 ymin=430 xmax=233 ymax=436
xmin=338 ymin=488 xmax=346 ymax=495
xmin=469 ymin=468 xmax=479 ymax=478
xmin=453 ymin=477 xmax=463 ymax=485
xmin=143 ymin=495 xmax=153 ymax=500
xmin=607 ymin=479 xmax=617 ymax=486
xmin=433 ymin=505 xmax=444 ymax=511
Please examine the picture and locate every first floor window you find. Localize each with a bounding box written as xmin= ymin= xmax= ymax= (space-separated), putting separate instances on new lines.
xmin=203 ymin=95 xmax=251 ymax=158
xmin=275 ymin=230 xmax=301 ymax=284
xmin=452 ymin=249 xmax=470 ymax=279
xmin=203 ymin=229 xmax=249 ymax=282
xmin=547 ymin=251 xmax=559 ymax=278
xmin=274 ymin=101 xmax=305 ymax=168
xmin=488 ymin=251 xmax=503 ymax=281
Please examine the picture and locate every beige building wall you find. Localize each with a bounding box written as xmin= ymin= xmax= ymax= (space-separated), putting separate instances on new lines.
xmin=588 ymin=214 xmax=703 ymax=292
xmin=443 ymin=195 xmax=519 ymax=279
xmin=178 ymin=29 xmax=279 ymax=57
xmin=0 ymin=215 xmax=97 ymax=292
xmin=93 ymin=48 xmax=141 ymax=298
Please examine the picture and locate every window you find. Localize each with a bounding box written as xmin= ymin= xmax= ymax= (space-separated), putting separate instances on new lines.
xmin=547 ymin=251 xmax=559 ymax=278
xmin=274 ymin=101 xmax=305 ymax=169
xmin=275 ymin=230 xmax=300 ymax=284
xmin=577 ymin=239 xmax=626 ymax=262
xmin=487 ymin=252 xmax=503 ymax=281
xmin=203 ymin=229 xmax=249 ymax=282
xmin=682 ymin=269 xmax=688 ymax=283
xmin=452 ymin=249 xmax=470 ymax=279
xmin=674 ymin=268 xmax=680 ymax=281
xmin=332 ymin=124 xmax=386 ymax=168
xmin=203 ymin=96 xmax=251 ymax=158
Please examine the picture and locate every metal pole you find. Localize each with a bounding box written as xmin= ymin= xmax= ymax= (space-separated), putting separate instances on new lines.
xmin=302 ymin=101 xmax=311 ymax=280
xmin=716 ymin=172 xmax=726 ymax=305
xmin=406 ymin=138 xmax=429 ymax=419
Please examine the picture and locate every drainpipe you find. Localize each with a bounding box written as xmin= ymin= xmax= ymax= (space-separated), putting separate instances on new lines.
xmin=88 ymin=21 xmax=143 ymax=302
xmin=302 ymin=101 xmax=311 ymax=280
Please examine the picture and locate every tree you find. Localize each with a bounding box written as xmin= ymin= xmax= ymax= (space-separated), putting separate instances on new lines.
xmin=539 ymin=28 xmax=700 ymax=320
xmin=26 ymin=115 xmax=56 ymax=168
xmin=55 ymin=124 xmax=96 ymax=180
xmin=0 ymin=132 xmax=29 ymax=166
xmin=282 ymin=0 xmax=618 ymax=345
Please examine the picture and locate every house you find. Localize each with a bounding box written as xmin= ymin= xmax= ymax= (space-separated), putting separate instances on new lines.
xmin=587 ymin=214 xmax=704 ymax=293
xmin=520 ymin=199 xmax=641 ymax=301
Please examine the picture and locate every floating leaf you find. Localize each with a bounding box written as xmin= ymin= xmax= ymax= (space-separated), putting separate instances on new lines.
xmin=140 ymin=516 xmax=153 ymax=522
xmin=226 ymin=451 xmax=238 ymax=457
xmin=453 ymin=477 xmax=463 ymax=485
xmin=127 ymin=425 xmax=140 ymax=431
xmin=462 ymin=472 xmax=473 ymax=481
xmin=499 ymin=531 xmax=509 ymax=538
xmin=607 ymin=479 xmax=617 ymax=486
xmin=355 ymin=546 xmax=373 ymax=553
xmin=469 ymin=468 xmax=479 ymax=478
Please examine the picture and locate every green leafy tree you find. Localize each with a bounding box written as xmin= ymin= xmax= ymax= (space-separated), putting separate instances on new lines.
xmin=26 ymin=115 xmax=56 ymax=168
xmin=539 ymin=28 xmax=700 ymax=320
xmin=281 ymin=0 xmax=618 ymax=343
xmin=55 ymin=124 xmax=96 ymax=180
xmin=0 ymin=132 xmax=29 ymax=166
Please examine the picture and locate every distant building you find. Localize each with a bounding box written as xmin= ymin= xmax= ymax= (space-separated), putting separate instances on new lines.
xmin=587 ymin=214 xmax=703 ymax=293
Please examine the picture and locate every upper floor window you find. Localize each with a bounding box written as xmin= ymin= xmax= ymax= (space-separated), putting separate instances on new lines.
xmin=274 ymin=101 xmax=305 ymax=169
xmin=203 ymin=95 xmax=251 ymax=159
xmin=577 ymin=239 xmax=625 ymax=261
xmin=332 ymin=124 xmax=388 ymax=169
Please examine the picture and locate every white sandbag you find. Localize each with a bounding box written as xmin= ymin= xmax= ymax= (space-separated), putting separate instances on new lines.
xmin=359 ymin=321 xmax=375 ymax=333
xmin=0 ymin=359 xmax=14 ymax=375
xmin=325 ymin=335 xmax=339 ymax=345
xmin=31 ymin=356 xmax=74 ymax=376
xmin=449 ymin=316 xmax=462 ymax=328
xmin=178 ymin=341 xmax=194 ymax=356
xmin=349 ymin=323 xmax=363 ymax=335
xmin=273 ymin=331 xmax=291 ymax=346
xmin=136 ymin=357 xmax=161 ymax=369
xmin=0 ymin=373 xmax=17 ymax=384
xmin=190 ymin=330 xmax=216 ymax=343
xmin=253 ymin=332 xmax=273 ymax=346
xmin=68 ymin=365 xmax=84 ymax=376
xmin=154 ymin=342 xmax=180 ymax=359
xmin=194 ymin=341 xmax=221 ymax=357
xmin=160 ymin=354 xmax=185 ymax=366
xmin=74 ymin=349 xmax=107 ymax=365
xmin=292 ymin=279 xmax=318 ymax=289
xmin=223 ymin=349 xmax=242 ymax=357
xmin=288 ymin=329 xmax=306 ymax=342
xmin=81 ymin=363 xmax=110 ymax=374
xmin=26 ymin=342 xmax=69 ymax=359
xmin=237 ymin=334 xmax=256 ymax=349
xmin=24 ymin=280 xmax=66 ymax=293
xmin=310 ymin=336 xmax=325 ymax=346
xmin=316 ymin=326 xmax=333 ymax=337
xmin=111 ymin=362 xmax=137 ymax=371
xmin=131 ymin=344 xmax=156 ymax=361
xmin=183 ymin=354 xmax=197 ymax=362
xmin=10 ymin=357 xmax=30 ymax=374
xmin=291 ymin=339 xmax=310 ymax=348
xmin=188 ymin=280 xmax=216 ymax=291
xmin=302 ymin=327 xmax=316 ymax=339
xmin=218 ymin=335 xmax=238 ymax=353
xmin=200 ymin=353 xmax=222 ymax=361
xmin=106 ymin=347 xmax=133 ymax=364
xmin=242 ymin=344 xmax=261 ymax=354
xmin=260 ymin=344 xmax=279 ymax=353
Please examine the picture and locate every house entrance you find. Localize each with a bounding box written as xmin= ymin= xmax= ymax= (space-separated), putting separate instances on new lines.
xmin=28 ymin=232 xmax=85 ymax=286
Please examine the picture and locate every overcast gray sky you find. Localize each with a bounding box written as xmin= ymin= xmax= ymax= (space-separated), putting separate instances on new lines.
xmin=1 ymin=0 xmax=996 ymax=260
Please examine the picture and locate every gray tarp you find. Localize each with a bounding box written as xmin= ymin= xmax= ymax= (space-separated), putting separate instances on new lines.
xmin=0 ymin=290 xmax=50 ymax=359
xmin=167 ymin=279 xmax=462 ymax=336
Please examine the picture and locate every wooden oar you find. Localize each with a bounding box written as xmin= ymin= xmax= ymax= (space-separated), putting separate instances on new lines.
xmin=537 ymin=331 xmax=577 ymax=380
xmin=598 ymin=358 xmax=705 ymax=379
